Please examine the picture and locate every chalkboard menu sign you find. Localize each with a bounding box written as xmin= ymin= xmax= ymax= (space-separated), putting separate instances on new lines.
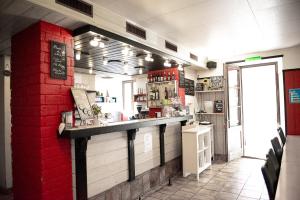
xmin=184 ymin=78 xmax=195 ymax=96
xmin=179 ymin=70 xmax=185 ymax=88
xmin=50 ymin=41 xmax=67 ymax=80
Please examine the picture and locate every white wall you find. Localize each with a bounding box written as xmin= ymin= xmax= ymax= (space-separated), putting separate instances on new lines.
xmin=184 ymin=68 xmax=198 ymax=119
xmin=95 ymin=73 xmax=132 ymax=114
xmin=74 ymin=73 xmax=96 ymax=90
xmin=198 ymin=44 xmax=300 ymax=78
xmin=132 ymin=74 xmax=147 ymax=114
xmin=0 ymin=55 xmax=12 ymax=189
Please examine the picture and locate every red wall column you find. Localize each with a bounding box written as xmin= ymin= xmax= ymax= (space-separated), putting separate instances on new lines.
xmin=11 ymin=21 xmax=74 ymax=200
xmin=284 ymin=69 xmax=300 ymax=135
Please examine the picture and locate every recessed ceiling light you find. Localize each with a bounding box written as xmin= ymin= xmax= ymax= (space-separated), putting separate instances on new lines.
xmin=145 ymin=54 xmax=154 ymax=62
xmin=99 ymin=41 xmax=105 ymax=48
xmin=89 ymin=36 xmax=100 ymax=47
xmin=103 ymin=57 xmax=108 ymax=65
xmin=178 ymin=64 xmax=183 ymax=71
xmin=139 ymin=68 xmax=143 ymax=74
xmin=75 ymin=50 xmax=81 ymax=60
xmin=164 ymin=60 xmax=171 ymax=67
xmin=124 ymin=62 xmax=129 ymax=70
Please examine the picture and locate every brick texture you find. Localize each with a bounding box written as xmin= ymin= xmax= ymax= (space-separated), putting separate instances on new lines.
xmin=11 ymin=21 xmax=74 ymax=200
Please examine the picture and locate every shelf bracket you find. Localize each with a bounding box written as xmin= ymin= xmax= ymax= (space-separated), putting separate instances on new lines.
xmin=75 ymin=136 xmax=91 ymax=200
xmin=159 ymin=124 xmax=167 ymax=166
xmin=127 ymin=129 xmax=137 ymax=181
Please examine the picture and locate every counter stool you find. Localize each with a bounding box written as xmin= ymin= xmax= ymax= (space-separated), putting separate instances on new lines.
xmin=261 ymin=157 xmax=278 ymax=200
xmin=271 ymin=137 xmax=283 ymax=162
xmin=266 ymin=148 xmax=280 ymax=176
xmin=277 ymin=127 xmax=286 ymax=146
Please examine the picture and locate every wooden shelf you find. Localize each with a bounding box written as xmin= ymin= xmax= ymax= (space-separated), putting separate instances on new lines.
xmin=134 ymin=94 xmax=147 ymax=96
xmin=147 ymin=80 xmax=176 ymax=84
xmin=195 ymin=90 xmax=224 ymax=93
xmin=196 ymin=112 xmax=224 ymax=115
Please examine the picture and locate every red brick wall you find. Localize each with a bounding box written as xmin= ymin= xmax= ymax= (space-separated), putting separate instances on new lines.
xmin=11 ymin=21 xmax=74 ymax=200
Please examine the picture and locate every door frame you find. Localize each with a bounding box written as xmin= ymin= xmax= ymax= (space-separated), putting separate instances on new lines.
xmin=240 ymin=62 xmax=280 ymax=158
xmin=224 ymin=60 xmax=281 ymax=159
xmin=224 ymin=64 xmax=243 ymax=161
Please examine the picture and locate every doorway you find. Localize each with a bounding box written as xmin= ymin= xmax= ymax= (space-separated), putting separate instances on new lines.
xmin=226 ymin=61 xmax=281 ymax=160
xmin=241 ymin=64 xmax=279 ymax=158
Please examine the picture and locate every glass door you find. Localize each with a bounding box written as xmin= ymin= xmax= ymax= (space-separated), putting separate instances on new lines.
xmin=225 ymin=65 xmax=243 ymax=161
xmin=242 ymin=64 xmax=279 ymax=158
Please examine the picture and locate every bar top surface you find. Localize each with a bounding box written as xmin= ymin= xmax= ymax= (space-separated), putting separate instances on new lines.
xmin=61 ymin=115 xmax=192 ymax=139
xmin=275 ymin=135 xmax=300 ymax=200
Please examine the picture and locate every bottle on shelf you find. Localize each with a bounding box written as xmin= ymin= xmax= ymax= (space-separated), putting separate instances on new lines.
xmin=165 ymin=87 xmax=168 ymax=99
xmin=172 ymin=71 xmax=175 ymax=80
xmin=163 ymin=71 xmax=166 ymax=81
xmin=168 ymin=72 xmax=171 ymax=81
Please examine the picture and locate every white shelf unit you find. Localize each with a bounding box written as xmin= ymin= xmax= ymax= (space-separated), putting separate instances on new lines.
xmin=199 ymin=124 xmax=214 ymax=160
xmin=182 ymin=124 xmax=211 ymax=181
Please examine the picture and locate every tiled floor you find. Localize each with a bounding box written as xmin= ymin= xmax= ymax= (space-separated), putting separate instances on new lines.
xmin=0 ymin=158 xmax=268 ymax=200
xmin=143 ymin=158 xmax=269 ymax=200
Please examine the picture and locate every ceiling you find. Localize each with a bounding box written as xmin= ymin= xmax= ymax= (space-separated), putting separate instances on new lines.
xmin=0 ymin=0 xmax=84 ymax=55
xmin=74 ymin=25 xmax=189 ymax=75
xmin=90 ymin=0 xmax=300 ymax=58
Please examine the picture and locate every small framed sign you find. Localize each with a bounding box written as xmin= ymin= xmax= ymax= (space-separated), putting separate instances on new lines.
xmin=184 ymin=78 xmax=195 ymax=96
xmin=289 ymin=88 xmax=300 ymax=103
xmin=50 ymin=41 xmax=67 ymax=80
xmin=179 ymin=70 xmax=185 ymax=88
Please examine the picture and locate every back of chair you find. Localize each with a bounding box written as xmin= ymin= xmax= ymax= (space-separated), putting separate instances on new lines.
xmin=267 ymin=148 xmax=280 ymax=176
xmin=261 ymin=158 xmax=278 ymax=200
xmin=271 ymin=137 xmax=283 ymax=162
xmin=277 ymin=127 xmax=286 ymax=145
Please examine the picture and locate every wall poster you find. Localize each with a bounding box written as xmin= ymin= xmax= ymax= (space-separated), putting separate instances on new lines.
xmin=289 ymin=88 xmax=300 ymax=103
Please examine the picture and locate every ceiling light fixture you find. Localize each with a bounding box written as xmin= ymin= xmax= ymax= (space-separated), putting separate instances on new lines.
xmin=122 ymin=46 xmax=133 ymax=56
xmin=145 ymin=54 xmax=154 ymax=62
xmin=98 ymin=41 xmax=105 ymax=48
xmin=75 ymin=50 xmax=81 ymax=60
xmin=89 ymin=36 xmax=100 ymax=47
xmin=103 ymin=57 xmax=108 ymax=65
xmin=164 ymin=59 xmax=171 ymax=67
xmin=178 ymin=64 xmax=183 ymax=71
xmin=124 ymin=61 xmax=129 ymax=71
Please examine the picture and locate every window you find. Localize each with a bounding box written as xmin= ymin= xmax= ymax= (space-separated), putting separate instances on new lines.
xmin=122 ymin=80 xmax=134 ymax=118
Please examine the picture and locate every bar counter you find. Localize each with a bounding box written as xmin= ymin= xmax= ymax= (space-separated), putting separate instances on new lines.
xmin=61 ymin=115 xmax=192 ymax=200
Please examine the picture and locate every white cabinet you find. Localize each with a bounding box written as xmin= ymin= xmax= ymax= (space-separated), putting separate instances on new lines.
xmin=199 ymin=124 xmax=214 ymax=160
xmin=182 ymin=125 xmax=211 ymax=181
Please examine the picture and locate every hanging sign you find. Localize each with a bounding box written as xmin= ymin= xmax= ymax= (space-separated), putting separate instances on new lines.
xmin=289 ymin=88 xmax=300 ymax=103
xmin=245 ymin=56 xmax=262 ymax=62
xmin=50 ymin=41 xmax=67 ymax=80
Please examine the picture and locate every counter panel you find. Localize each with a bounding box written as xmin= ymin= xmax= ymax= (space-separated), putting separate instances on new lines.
xmin=71 ymin=122 xmax=182 ymax=198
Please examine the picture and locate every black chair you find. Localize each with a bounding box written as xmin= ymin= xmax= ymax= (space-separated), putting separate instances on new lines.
xmin=271 ymin=137 xmax=283 ymax=162
xmin=277 ymin=127 xmax=286 ymax=145
xmin=266 ymin=148 xmax=280 ymax=176
xmin=261 ymin=157 xmax=278 ymax=200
